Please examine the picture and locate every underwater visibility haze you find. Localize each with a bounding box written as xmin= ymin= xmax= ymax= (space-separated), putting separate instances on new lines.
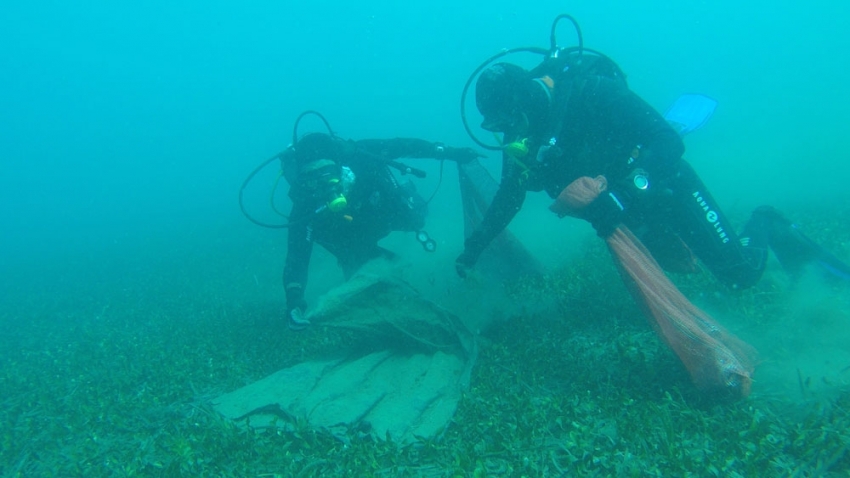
xmin=2 ymin=0 xmax=850 ymax=475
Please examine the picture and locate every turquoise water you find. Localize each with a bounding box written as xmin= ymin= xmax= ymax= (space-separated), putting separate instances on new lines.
xmin=2 ymin=1 xmax=849 ymax=475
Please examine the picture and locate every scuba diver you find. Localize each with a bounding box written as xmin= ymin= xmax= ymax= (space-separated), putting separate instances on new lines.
xmin=455 ymin=14 xmax=850 ymax=290
xmin=243 ymin=112 xmax=482 ymax=331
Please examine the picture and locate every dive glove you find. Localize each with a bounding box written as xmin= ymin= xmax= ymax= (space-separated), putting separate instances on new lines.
xmin=285 ymin=284 xmax=309 ymax=331
xmin=454 ymin=249 xmax=479 ymax=278
xmin=287 ymin=304 xmax=310 ymax=331
xmin=585 ymin=168 xmax=653 ymax=237
xmin=549 ymin=175 xmax=627 ymax=239
xmin=583 ymin=191 xmax=626 ymax=238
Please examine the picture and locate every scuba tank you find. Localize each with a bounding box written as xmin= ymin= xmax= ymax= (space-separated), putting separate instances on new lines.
xmin=238 ymin=111 xmax=439 ymax=251
xmin=460 ymin=14 xmax=626 ymax=152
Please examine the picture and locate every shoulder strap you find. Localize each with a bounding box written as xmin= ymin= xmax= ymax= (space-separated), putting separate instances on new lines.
xmin=534 ymin=48 xmax=628 ymax=144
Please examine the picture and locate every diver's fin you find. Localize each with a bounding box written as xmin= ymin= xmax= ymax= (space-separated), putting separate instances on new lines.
xmin=778 ymin=227 xmax=850 ymax=281
xmin=763 ymin=209 xmax=850 ymax=281
xmin=664 ymin=94 xmax=718 ymax=136
xmin=815 ymin=253 xmax=850 ymax=281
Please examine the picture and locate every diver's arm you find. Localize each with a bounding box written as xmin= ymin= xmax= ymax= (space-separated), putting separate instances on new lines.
xmin=564 ymin=78 xmax=686 ymax=237
xmin=282 ymin=204 xmax=313 ymax=310
xmin=354 ymin=138 xmax=481 ymax=163
xmin=354 ymin=138 xmax=441 ymax=159
xmin=459 ymin=155 xmax=528 ymax=264
xmin=590 ymin=78 xmax=685 ymax=180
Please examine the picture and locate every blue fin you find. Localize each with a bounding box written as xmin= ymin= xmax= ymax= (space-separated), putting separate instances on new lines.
xmin=664 ymin=94 xmax=718 ymax=136
xmin=794 ymin=228 xmax=850 ymax=281
xmin=817 ymin=259 xmax=850 ymax=281
xmin=772 ymin=223 xmax=850 ymax=281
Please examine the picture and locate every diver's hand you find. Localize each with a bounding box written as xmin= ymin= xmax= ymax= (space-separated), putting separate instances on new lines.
xmin=285 ymin=283 xmax=309 ymax=331
xmin=286 ymin=302 xmax=310 ymax=331
xmin=584 ymin=191 xmax=626 ymax=238
xmin=455 ymin=250 xmax=477 ymax=278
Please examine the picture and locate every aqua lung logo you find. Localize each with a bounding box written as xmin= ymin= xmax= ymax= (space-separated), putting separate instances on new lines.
xmin=692 ymin=191 xmax=730 ymax=244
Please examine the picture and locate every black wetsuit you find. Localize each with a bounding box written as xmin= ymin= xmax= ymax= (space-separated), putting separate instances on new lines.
xmin=283 ymin=138 xmax=444 ymax=304
xmin=464 ymin=75 xmax=768 ymax=289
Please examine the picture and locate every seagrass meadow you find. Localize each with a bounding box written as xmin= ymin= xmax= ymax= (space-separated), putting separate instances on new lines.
xmin=2 ymin=205 xmax=849 ymax=477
